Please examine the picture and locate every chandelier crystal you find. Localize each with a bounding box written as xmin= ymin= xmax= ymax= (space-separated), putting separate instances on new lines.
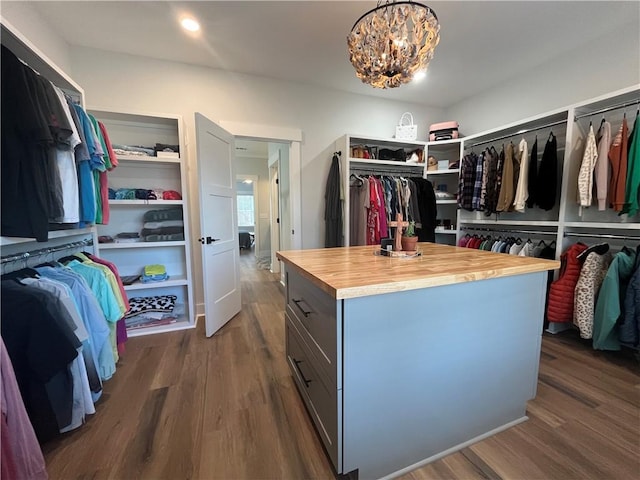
xmin=347 ymin=1 xmax=440 ymax=89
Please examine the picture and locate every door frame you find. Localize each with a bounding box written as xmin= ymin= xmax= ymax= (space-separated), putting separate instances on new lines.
xmin=219 ymin=121 xmax=302 ymax=251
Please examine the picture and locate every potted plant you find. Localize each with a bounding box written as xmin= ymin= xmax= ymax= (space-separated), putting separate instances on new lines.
xmin=401 ymin=221 xmax=418 ymax=251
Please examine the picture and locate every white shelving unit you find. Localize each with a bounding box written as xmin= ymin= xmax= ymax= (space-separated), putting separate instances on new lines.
xmin=454 ymin=86 xmax=639 ymax=256
xmin=425 ymin=139 xmax=464 ymax=245
xmin=336 ymin=134 xmax=427 ymax=246
xmin=91 ymin=109 xmax=195 ymax=337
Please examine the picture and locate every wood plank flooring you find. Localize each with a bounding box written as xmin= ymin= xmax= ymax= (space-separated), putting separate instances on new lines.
xmin=42 ymin=249 xmax=640 ymax=479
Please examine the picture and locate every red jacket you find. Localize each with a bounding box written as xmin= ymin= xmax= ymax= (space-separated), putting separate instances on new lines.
xmin=547 ymin=243 xmax=589 ymax=323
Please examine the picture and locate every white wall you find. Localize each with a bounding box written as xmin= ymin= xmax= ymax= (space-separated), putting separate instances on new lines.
xmin=445 ymin=26 xmax=640 ymax=135
xmin=236 ymin=156 xmax=270 ymax=259
xmin=67 ymin=46 xmax=443 ymax=311
xmin=1 ymin=1 xmax=71 ymax=72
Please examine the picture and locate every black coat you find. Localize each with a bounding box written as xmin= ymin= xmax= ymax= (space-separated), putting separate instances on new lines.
xmin=411 ymin=178 xmax=437 ymax=242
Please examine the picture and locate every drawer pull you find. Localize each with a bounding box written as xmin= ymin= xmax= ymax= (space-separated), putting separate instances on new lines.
xmin=292 ymin=298 xmax=312 ymax=317
xmin=294 ymin=359 xmax=313 ymax=388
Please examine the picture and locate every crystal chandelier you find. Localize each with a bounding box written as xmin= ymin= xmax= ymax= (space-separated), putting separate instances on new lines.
xmin=347 ymin=1 xmax=440 ymax=89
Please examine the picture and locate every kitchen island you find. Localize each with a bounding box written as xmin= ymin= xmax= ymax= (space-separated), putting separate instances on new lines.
xmin=276 ymin=243 xmax=559 ymax=479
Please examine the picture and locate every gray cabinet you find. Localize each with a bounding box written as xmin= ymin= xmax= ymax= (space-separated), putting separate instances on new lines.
xmin=284 ymin=264 xmax=548 ymax=479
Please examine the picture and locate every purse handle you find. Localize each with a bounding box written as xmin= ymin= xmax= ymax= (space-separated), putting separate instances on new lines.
xmin=399 ymin=112 xmax=414 ymax=126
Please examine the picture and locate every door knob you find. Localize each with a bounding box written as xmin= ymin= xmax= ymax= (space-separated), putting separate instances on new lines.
xmin=198 ymin=236 xmax=220 ymax=244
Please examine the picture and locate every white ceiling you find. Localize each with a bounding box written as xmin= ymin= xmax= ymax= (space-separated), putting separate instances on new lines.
xmin=29 ymin=1 xmax=640 ymax=108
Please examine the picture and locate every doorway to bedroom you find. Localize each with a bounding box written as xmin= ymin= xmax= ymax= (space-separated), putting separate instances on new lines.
xmin=234 ymin=139 xmax=289 ymax=273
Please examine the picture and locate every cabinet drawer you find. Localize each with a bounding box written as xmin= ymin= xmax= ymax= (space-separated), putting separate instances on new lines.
xmin=286 ymin=269 xmax=338 ymax=385
xmin=286 ymin=321 xmax=340 ymax=470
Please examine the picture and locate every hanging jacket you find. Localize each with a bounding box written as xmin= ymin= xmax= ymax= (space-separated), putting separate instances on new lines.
xmin=537 ymin=133 xmax=558 ymax=210
xmin=573 ymin=250 xmax=613 ymax=339
xmin=496 ymin=143 xmax=515 ymax=212
xmin=593 ymin=247 xmax=637 ymax=350
xmin=483 ymin=147 xmax=499 ymax=216
xmin=619 ymin=246 xmax=640 ymax=346
xmin=526 ymin=138 xmax=538 ymax=209
xmin=547 ymin=243 xmax=589 ymax=323
xmin=620 ymin=113 xmax=640 ymax=216
xmin=577 ymin=124 xmax=598 ymax=208
xmin=324 ymin=154 xmax=342 ymax=248
xmin=411 ymin=177 xmax=436 ymax=242
xmin=595 ymin=121 xmax=611 ymax=211
xmin=608 ymin=118 xmax=629 ymax=212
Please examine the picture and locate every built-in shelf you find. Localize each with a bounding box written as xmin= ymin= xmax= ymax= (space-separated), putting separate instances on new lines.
xmin=0 ymin=227 xmax=95 ymax=246
xmin=436 ymin=199 xmax=457 ymax=205
xmin=563 ymin=222 xmax=640 ymax=230
xmin=427 ymin=168 xmax=460 ymax=175
xmin=435 ymin=229 xmax=458 ymax=235
xmin=124 ymin=277 xmax=188 ymax=291
xmin=126 ymin=318 xmax=194 ymax=337
xmin=427 ymin=138 xmax=463 ymax=146
xmin=109 ymin=200 xmax=184 ymax=206
xmin=460 ymin=220 xmax=559 ymax=227
xmin=116 ymin=154 xmax=181 ymax=164
xmin=349 ymin=158 xmax=424 ymax=168
xmin=99 ymin=241 xmax=186 ymax=249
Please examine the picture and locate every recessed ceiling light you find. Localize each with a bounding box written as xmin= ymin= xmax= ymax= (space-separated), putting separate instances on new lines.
xmin=181 ymin=17 xmax=200 ymax=32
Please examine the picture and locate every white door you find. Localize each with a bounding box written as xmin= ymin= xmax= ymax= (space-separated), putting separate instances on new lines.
xmin=195 ymin=113 xmax=241 ymax=337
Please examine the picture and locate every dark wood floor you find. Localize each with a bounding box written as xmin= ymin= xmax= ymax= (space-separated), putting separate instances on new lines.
xmin=43 ymin=248 xmax=640 ymax=479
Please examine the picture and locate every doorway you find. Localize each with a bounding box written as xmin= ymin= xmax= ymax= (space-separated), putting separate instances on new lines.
xmin=234 ymin=139 xmax=290 ymax=273
xmin=236 ymin=174 xmax=258 ymax=254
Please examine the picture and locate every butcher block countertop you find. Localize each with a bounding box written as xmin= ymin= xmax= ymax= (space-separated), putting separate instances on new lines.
xmin=276 ymin=243 xmax=560 ymax=300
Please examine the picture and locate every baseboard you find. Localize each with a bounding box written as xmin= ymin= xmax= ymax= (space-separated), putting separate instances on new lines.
xmin=380 ymin=416 xmax=529 ymax=480
xmin=196 ymin=302 xmax=204 ymax=317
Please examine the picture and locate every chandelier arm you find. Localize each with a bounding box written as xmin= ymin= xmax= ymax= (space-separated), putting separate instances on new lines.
xmin=349 ymin=1 xmax=438 ymax=33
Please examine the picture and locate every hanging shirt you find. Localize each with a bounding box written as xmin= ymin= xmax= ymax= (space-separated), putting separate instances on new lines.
xmin=51 ymin=84 xmax=81 ymax=224
xmin=513 ymin=138 xmax=529 ymax=212
xmin=608 ymin=118 xmax=629 ymax=212
xmin=1 ymin=338 xmax=48 ymax=480
xmin=36 ymin=265 xmax=114 ymax=383
xmin=471 ymin=152 xmax=484 ymax=211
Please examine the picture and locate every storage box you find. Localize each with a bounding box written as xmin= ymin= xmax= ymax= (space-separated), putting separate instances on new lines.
xmin=429 ymin=121 xmax=459 ymax=141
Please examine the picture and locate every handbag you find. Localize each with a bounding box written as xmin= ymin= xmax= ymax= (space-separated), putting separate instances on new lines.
xmin=395 ymin=112 xmax=418 ymax=141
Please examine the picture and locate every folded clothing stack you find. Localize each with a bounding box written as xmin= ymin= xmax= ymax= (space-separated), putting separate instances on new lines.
xmin=142 ymin=208 xmax=184 ymax=241
xmin=112 ymin=144 xmax=155 ymax=157
xmin=115 ymin=232 xmax=140 ymax=243
xmin=141 ymin=264 xmax=169 ymax=283
xmin=109 ymin=188 xmax=182 ymax=201
xmin=124 ymin=294 xmax=182 ymax=329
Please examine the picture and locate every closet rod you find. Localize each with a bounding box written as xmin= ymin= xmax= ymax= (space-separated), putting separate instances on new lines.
xmin=0 ymin=238 xmax=93 ymax=265
xmin=466 ymin=119 xmax=566 ymax=148
xmin=573 ymin=99 xmax=640 ymax=121
xmin=460 ymin=226 xmax=557 ymax=236
xmin=350 ymin=166 xmax=423 ymax=176
xmin=563 ymin=232 xmax=640 ymax=241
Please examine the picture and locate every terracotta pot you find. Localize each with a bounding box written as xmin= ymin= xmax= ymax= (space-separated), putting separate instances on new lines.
xmin=401 ymin=236 xmax=418 ymax=252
